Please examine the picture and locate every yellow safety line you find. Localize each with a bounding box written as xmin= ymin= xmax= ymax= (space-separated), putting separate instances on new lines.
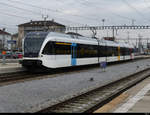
xmin=56 ymin=42 xmax=72 ymax=45
xmin=94 ymin=92 xmax=129 ymax=113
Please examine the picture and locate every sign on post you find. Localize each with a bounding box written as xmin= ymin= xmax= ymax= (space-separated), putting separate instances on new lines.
xmin=2 ymin=51 xmax=6 ymax=55
xmin=2 ymin=51 xmax=6 ymax=65
xmin=7 ymin=40 xmax=16 ymax=44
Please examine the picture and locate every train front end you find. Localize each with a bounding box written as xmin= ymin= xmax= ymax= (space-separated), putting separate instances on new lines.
xmin=20 ymin=32 xmax=49 ymax=70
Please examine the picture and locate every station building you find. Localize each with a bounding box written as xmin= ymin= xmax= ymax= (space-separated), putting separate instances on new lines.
xmin=12 ymin=33 xmax=18 ymax=51
xmin=18 ymin=20 xmax=66 ymax=51
xmin=0 ymin=29 xmax=11 ymax=51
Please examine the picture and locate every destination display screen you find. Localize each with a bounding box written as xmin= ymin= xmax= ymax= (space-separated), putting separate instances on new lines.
xmin=26 ymin=32 xmax=49 ymax=39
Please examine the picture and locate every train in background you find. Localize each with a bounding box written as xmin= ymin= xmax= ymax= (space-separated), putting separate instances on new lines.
xmin=20 ymin=32 xmax=134 ymax=70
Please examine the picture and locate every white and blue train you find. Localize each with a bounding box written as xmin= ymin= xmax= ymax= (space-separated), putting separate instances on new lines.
xmin=20 ymin=32 xmax=135 ymax=69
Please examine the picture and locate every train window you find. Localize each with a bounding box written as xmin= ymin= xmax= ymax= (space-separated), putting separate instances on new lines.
xmin=124 ymin=48 xmax=130 ymax=55
xmin=42 ymin=42 xmax=55 ymax=55
xmin=100 ymin=46 xmax=119 ymax=57
xmin=24 ymin=38 xmax=45 ymax=57
xmin=55 ymin=42 xmax=71 ymax=55
xmin=24 ymin=32 xmax=49 ymax=57
xmin=120 ymin=47 xmax=125 ymax=56
xmin=114 ymin=47 xmax=118 ymax=56
xmin=131 ymin=48 xmax=134 ymax=53
xmin=43 ymin=42 xmax=71 ymax=55
xmin=42 ymin=42 xmax=132 ymax=57
xmin=107 ymin=46 xmax=114 ymax=57
xmin=99 ymin=46 xmax=107 ymax=57
xmin=77 ymin=44 xmax=98 ymax=58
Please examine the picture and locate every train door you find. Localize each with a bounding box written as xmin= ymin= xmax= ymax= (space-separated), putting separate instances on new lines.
xmin=71 ymin=43 xmax=77 ymax=66
xmin=118 ymin=46 xmax=121 ymax=61
xmin=130 ymin=48 xmax=133 ymax=59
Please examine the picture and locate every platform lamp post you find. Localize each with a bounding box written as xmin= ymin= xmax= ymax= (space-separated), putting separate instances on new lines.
xmin=2 ymin=28 xmax=5 ymax=50
xmin=132 ymin=19 xmax=136 ymax=26
xmin=127 ymin=31 xmax=130 ymax=43
xmin=102 ymin=19 xmax=105 ymax=27
xmin=42 ymin=14 xmax=49 ymax=32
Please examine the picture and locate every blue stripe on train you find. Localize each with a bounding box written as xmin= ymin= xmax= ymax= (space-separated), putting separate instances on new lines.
xmin=71 ymin=43 xmax=77 ymax=66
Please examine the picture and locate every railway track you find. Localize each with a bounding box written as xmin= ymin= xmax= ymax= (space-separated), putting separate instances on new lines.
xmin=0 ymin=72 xmax=49 ymax=85
xmin=37 ymin=68 xmax=150 ymax=113
xmin=0 ymin=58 xmax=149 ymax=86
xmin=0 ymin=59 xmax=135 ymax=85
xmin=0 ymin=64 xmax=104 ymax=85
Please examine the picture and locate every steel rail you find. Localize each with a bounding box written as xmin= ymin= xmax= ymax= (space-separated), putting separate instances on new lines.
xmin=37 ymin=68 xmax=150 ymax=113
xmin=0 ymin=57 xmax=149 ymax=85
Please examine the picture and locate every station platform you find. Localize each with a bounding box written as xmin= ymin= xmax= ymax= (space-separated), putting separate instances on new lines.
xmin=0 ymin=63 xmax=24 ymax=74
xmin=0 ymin=59 xmax=150 ymax=112
xmin=94 ymin=71 xmax=150 ymax=113
xmin=115 ymin=77 xmax=150 ymax=113
xmin=0 ymin=59 xmax=19 ymax=63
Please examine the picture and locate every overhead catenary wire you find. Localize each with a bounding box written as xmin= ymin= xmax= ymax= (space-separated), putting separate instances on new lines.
xmin=0 ymin=23 xmax=17 ymax=27
xmin=1 ymin=0 xmax=139 ymax=26
xmin=0 ymin=1 xmax=42 ymax=15
xmin=1 ymin=0 xmax=150 ymax=34
xmin=0 ymin=4 xmax=86 ymax=33
xmin=0 ymin=26 xmax=17 ymax=29
xmin=4 ymin=0 xmax=102 ymax=22
xmin=0 ymin=0 xmax=88 ymax=27
xmin=0 ymin=10 xmax=29 ymax=19
xmin=144 ymin=0 xmax=150 ymax=10
xmin=122 ymin=0 xmax=150 ymax=23
xmin=73 ymin=0 xmax=135 ymax=21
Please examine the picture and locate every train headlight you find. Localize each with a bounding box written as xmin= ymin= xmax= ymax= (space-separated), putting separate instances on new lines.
xmin=39 ymin=54 xmax=43 ymax=57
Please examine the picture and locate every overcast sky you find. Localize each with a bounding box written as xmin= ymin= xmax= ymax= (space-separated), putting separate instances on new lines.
xmin=1 ymin=0 xmax=150 ymax=44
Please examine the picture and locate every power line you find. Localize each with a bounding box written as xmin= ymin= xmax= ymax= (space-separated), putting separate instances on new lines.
xmin=122 ymin=0 xmax=150 ymax=22
xmin=0 ymin=1 xmax=42 ymax=15
xmin=0 ymin=1 xmax=86 ymax=26
xmin=5 ymin=0 xmax=102 ymax=22
xmin=0 ymin=26 xmax=17 ymax=29
xmin=0 ymin=10 xmax=29 ymax=19
xmin=74 ymin=0 xmax=140 ymax=27
xmin=6 ymin=0 xmax=59 ymax=12
xmin=0 ymin=23 xmax=17 ymax=27
xmin=144 ymin=0 xmax=150 ymax=10
xmin=4 ymin=0 xmax=136 ymax=26
xmin=75 ymin=0 xmax=135 ymax=21
xmin=1 ymin=0 xmax=88 ymax=26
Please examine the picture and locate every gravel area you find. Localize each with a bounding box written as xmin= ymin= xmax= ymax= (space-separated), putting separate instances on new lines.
xmin=0 ymin=59 xmax=150 ymax=112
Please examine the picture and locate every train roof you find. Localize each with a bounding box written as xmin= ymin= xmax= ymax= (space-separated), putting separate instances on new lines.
xmin=47 ymin=32 xmax=134 ymax=48
xmin=25 ymin=32 xmax=134 ymax=48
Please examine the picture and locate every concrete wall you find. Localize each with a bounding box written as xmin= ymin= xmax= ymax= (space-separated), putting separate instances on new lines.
xmin=18 ymin=27 xmax=24 ymax=51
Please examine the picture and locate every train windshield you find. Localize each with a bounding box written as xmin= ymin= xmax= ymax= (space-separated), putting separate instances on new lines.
xmin=24 ymin=32 xmax=48 ymax=57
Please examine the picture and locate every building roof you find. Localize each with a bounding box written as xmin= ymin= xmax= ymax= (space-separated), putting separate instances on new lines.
xmin=0 ymin=29 xmax=11 ymax=35
xmin=12 ymin=33 xmax=18 ymax=37
xmin=18 ymin=20 xmax=66 ymax=28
